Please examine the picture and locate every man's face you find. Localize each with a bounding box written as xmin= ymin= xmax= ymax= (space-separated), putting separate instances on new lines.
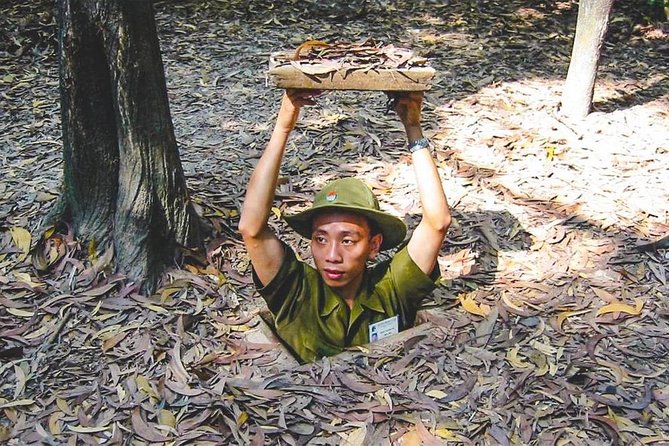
xmin=310 ymin=211 xmax=382 ymax=299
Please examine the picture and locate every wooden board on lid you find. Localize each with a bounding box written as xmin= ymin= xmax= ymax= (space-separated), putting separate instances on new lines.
xmin=267 ymin=40 xmax=435 ymax=91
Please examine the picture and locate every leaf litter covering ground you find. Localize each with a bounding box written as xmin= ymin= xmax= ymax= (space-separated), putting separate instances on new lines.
xmin=1 ymin=0 xmax=669 ymax=444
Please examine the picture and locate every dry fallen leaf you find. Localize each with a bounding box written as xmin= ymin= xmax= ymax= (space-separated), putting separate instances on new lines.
xmin=131 ymin=408 xmax=168 ymax=442
xmin=596 ymin=298 xmax=644 ymax=316
xmin=9 ymin=227 xmax=31 ymax=262
xmin=459 ymin=294 xmax=491 ymax=317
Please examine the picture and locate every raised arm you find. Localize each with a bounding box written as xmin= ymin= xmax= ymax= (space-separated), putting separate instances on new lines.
xmin=393 ymin=92 xmax=451 ymax=274
xmin=239 ymin=90 xmax=317 ymax=286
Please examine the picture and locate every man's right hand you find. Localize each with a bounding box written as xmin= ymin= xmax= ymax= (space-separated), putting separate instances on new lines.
xmin=275 ymin=89 xmax=322 ymax=134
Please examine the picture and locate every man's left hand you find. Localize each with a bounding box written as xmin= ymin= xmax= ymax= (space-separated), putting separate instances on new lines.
xmin=388 ymin=91 xmax=423 ymax=129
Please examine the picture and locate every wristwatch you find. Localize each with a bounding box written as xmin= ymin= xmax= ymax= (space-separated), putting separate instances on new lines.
xmin=408 ymin=137 xmax=430 ymax=153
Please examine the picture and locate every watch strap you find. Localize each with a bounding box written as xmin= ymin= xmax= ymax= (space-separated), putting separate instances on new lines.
xmin=408 ymin=137 xmax=430 ymax=153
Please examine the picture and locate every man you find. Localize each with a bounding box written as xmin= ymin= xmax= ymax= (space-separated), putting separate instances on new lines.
xmin=239 ymin=89 xmax=451 ymax=363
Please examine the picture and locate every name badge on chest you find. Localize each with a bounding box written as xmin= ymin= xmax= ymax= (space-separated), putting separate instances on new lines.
xmin=369 ymin=315 xmax=399 ymax=343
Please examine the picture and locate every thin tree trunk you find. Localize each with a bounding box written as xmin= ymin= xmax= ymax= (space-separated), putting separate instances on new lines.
xmin=561 ymin=0 xmax=614 ymax=119
xmin=648 ymin=0 xmax=668 ymax=22
xmin=56 ymin=0 xmax=200 ymax=292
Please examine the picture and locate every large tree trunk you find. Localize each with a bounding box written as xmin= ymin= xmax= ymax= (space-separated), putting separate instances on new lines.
xmin=561 ymin=0 xmax=614 ymax=119
xmin=56 ymin=0 xmax=200 ymax=292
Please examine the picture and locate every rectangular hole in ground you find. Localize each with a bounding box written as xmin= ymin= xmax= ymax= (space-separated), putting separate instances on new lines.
xmin=239 ymin=306 xmax=446 ymax=371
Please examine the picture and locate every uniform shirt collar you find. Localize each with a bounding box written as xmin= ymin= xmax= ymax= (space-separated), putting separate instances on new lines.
xmin=319 ymin=272 xmax=385 ymax=317
xmin=320 ymin=285 xmax=342 ymax=317
xmin=357 ymin=288 xmax=385 ymax=313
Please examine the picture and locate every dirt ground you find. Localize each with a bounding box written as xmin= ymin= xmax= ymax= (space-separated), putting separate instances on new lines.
xmin=1 ymin=0 xmax=668 ymax=444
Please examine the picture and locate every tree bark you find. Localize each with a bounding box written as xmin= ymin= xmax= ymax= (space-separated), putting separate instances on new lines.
xmin=56 ymin=0 xmax=200 ymax=293
xmin=561 ymin=0 xmax=614 ymax=120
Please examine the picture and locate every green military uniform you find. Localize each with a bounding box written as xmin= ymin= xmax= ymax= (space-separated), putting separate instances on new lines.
xmin=254 ymin=243 xmax=440 ymax=363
